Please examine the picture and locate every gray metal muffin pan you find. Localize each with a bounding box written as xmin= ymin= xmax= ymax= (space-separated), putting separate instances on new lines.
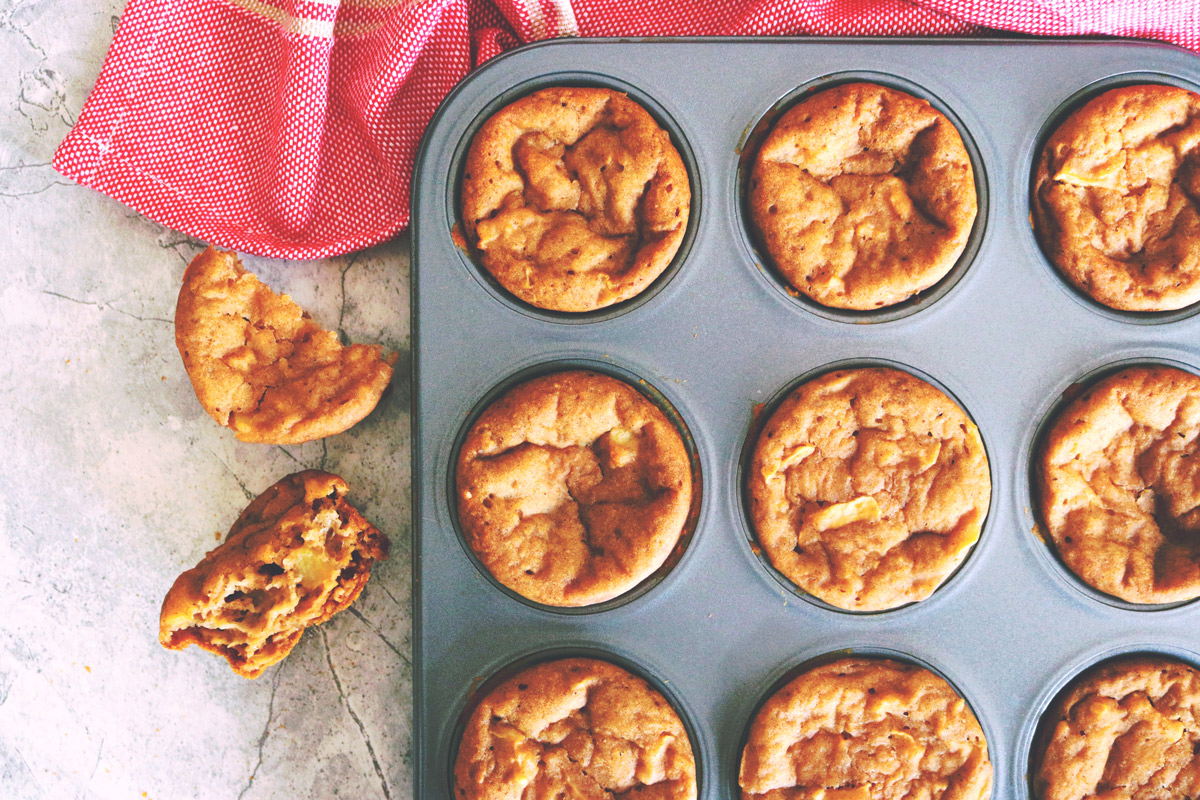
xmin=411 ymin=38 xmax=1200 ymax=800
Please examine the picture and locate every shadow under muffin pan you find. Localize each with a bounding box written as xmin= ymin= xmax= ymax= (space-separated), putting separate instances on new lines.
xmin=446 ymin=71 xmax=702 ymax=324
xmin=1025 ymin=71 xmax=1200 ymax=326
xmin=734 ymin=357 xmax=995 ymax=618
xmin=413 ymin=38 xmax=1200 ymax=800
xmin=1018 ymin=351 xmax=1200 ymax=614
xmin=736 ymin=70 xmax=990 ymax=325
xmin=445 ymin=356 xmax=704 ymax=615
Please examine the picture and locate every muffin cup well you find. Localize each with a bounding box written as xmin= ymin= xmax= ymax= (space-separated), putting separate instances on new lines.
xmin=733 ymin=645 xmax=997 ymax=800
xmin=447 ymin=357 xmax=704 ymax=615
xmin=736 ymin=357 xmax=994 ymax=617
xmin=735 ymin=70 xmax=989 ymax=325
xmin=1018 ymin=642 xmax=1200 ymax=800
xmin=448 ymin=72 xmax=701 ymax=324
xmin=446 ymin=643 xmax=709 ymax=800
xmin=1027 ymin=72 xmax=1200 ymax=324
xmin=1022 ymin=353 xmax=1200 ymax=612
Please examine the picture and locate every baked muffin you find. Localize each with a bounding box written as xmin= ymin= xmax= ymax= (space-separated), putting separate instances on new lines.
xmin=1038 ymin=365 xmax=1200 ymax=604
xmin=454 ymin=657 xmax=697 ymax=800
xmin=740 ymin=657 xmax=991 ymax=800
xmin=747 ymin=367 xmax=990 ymax=611
xmin=159 ymin=470 xmax=389 ymax=678
xmin=1033 ymin=657 xmax=1200 ymax=800
xmin=1033 ymin=85 xmax=1200 ymax=312
xmin=456 ymin=370 xmax=693 ymax=607
xmin=749 ymin=82 xmax=977 ymax=310
xmin=461 ymin=87 xmax=691 ymax=312
xmin=175 ymin=247 xmax=396 ymax=444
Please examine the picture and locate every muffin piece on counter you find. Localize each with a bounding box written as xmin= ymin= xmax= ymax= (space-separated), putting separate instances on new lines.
xmin=175 ymin=247 xmax=396 ymax=444
xmin=740 ymin=657 xmax=991 ymax=800
xmin=461 ymin=87 xmax=691 ymax=312
xmin=748 ymin=367 xmax=990 ymax=611
xmin=1038 ymin=365 xmax=1200 ymax=603
xmin=1033 ymin=84 xmax=1200 ymax=312
xmin=1033 ymin=657 xmax=1200 ymax=800
xmin=159 ymin=470 xmax=389 ymax=678
xmin=749 ymin=82 xmax=977 ymax=310
xmin=456 ymin=370 xmax=693 ymax=607
xmin=455 ymin=657 xmax=696 ymax=800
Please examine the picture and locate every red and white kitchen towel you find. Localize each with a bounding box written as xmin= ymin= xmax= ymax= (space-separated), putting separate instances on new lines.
xmin=54 ymin=0 xmax=1200 ymax=260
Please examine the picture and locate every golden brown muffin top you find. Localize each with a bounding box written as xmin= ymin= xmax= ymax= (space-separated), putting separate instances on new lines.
xmin=461 ymin=87 xmax=691 ymax=312
xmin=454 ymin=657 xmax=697 ymax=800
xmin=748 ymin=368 xmax=990 ymax=611
xmin=1038 ymin=365 xmax=1200 ymax=604
xmin=175 ymin=247 xmax=396 ymax=444
xmin=740 ymin=657 xmax=991 ymax=800
xmin=159 ymin=470 xmax=389 ymax=678
xmin=749 ymin=82 xmax=977 ymax=310
xmin=1033 ymin=657 xmax=1200 ymax=800
xmin=456 ymin=370 xmax=693 ymax=607
xmin=1033 ymin=85 xmax=1200 ymax=312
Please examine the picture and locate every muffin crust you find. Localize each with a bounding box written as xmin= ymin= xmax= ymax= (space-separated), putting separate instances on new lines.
xmin=175 ymin=247 xmax=396 ymax=444
xmin=456 ymin=370 xmax=693 ymax=606
xmin=159 ymin=470 xmax=389 ymax=678
xmin=749 ymin=82 xmax=977 ymax=310
xmin=461 ymin=87 xmax=691 ymax=312
xmin=1033 ymin=85 xmax=1200 ymax=312
xmin=1038 ymin=366 xmax=1200 ymax=604
xmin=1033 ymin=657 xmax=1200 ymax=800
xmin=454 ymin=657 xmax=697 ymax=800
xmin=740 ymin=657 xmax=991 ymax=800
xmin=748 ymin=367 xmax=990 ymax=611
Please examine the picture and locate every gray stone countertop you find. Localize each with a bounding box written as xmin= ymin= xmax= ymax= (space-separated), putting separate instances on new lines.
xmin=1 ymin=3 xmax=413 ymax=797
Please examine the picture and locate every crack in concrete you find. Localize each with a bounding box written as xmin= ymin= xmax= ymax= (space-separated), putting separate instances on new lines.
xmin=0 ymin=180 xmax=70 ymax=198
xmin=275 ymin=445 xmax=306 ymax=469
xmin=1 ymin=6 xmax=48 ymax=61
xmin=209 ymin=450 xmax=255 ymax=502
xmin=336 ymin=255 xmax=361 ymax=342
xmin=42 ymin=290 xmax=172 ymax=324
xmin=237 ymin=664 xmax=284 ymax=800
xmin=321 ymin=628 xmax=392 ymax=800
xmin=374 ymin=582 xmax=405 ymax=610
xmin=319 ymin=440 xmax=328 ymax=471
xmin=348 ymin=607 xmax=411 ymax=669
xmin=81 ymin=737 xmax=105 ymax=797
xmin=0 ymin=161 xmax=52 ymax=172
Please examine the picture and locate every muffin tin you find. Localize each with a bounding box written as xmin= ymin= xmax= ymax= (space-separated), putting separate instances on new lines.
xmin=411 ymin=38 xmax=1200 ymax=799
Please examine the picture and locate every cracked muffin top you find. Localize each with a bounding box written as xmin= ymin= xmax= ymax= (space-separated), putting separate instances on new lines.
xmin=747 ymin=367 xmax=990 ymax=611
xmin=454 ymin=657 xmax=697 ymax=800
xmin=1033 ymin=85 xmax=1200 ymax=312
xmin=1033 ymin=657 xmax=1200 ymax=800
xmin=460 ymin=87 xmax=691 ymax=312
xmin=749 ymin=82 xmax=977 ymax=310
xmin=175 ymin=247 xmax=396 ymax=444
xmin=1038 ymin=365 xmax=1200 ymax=604
xmin=740 ymin=657 xmax=992 ymax=800
xmin=159 ymin=470 xmax=389 ymax=678
xmin=456 ymin=370 xmax=693 ymax=607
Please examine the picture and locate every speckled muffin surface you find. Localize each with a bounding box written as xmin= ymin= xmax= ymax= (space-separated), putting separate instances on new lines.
xmin=454 ymin=657 xmax=697 ymax=800
xmin=1038 ymin=366 xmax=1200 ymax=604
xmin=739 ymin=657 xmax=991 ymax=800
xmin=1033 ymin=657 xmax=1200 ymax=800
xmin=456 ymin=370 xmax=692 ymax=607
xmin=1033 ymin=85 xmax=1200 ymax=312
xmin=175 ymin=247 xmax=396 ymax=444
xmin=461 ymin=87 xmax=691 ymax=312
xmin=748 ymin=367 xmax=990 ymax=611
xmin=749 ymin=82 xmax=977 ymax=310
xmin=159 ymin=470 xmax=390 ymax=678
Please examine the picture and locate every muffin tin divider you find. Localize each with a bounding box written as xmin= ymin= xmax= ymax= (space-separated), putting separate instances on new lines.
xmin=413 ymin=38 xmax=1200 ymax=800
